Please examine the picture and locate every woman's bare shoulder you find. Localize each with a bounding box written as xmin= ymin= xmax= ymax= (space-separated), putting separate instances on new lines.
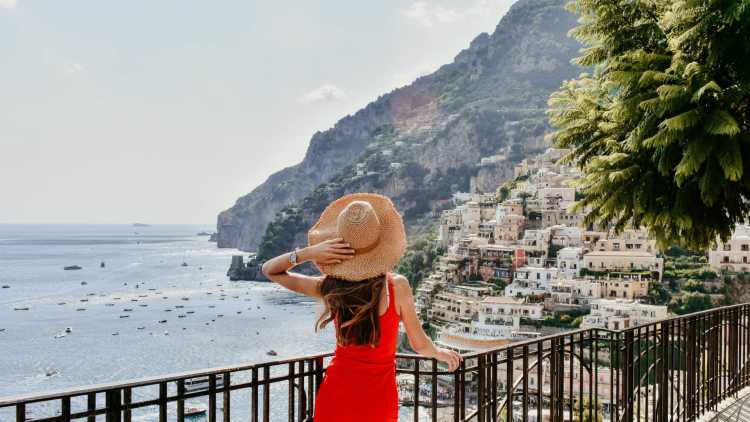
xmin=389 ymin=273 xmax=411 ymax=292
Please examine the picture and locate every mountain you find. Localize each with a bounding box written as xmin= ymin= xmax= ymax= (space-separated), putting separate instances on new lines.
xmin=217 ymin=0 xmax=581 ymax=254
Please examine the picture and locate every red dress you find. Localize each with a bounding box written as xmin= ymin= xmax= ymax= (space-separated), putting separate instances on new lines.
xmin=314 ymin=274 xmax=401 ymax=422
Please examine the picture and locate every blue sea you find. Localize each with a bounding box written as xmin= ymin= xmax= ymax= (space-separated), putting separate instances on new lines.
xmin=0 ymin=224 xmax=340 ymax=421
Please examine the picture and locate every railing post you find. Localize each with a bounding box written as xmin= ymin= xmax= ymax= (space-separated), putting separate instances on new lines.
xmin=623 ymin=330 xmax=634 ymax=422
xmin=506 ymin=349 xmax=513 ymax=422
xmin=686 ymin=316 xmax=695 ymax=421
xmin=478 ymin=354 xmax=485 ymax=422
xmin=105 ymin=389 xmax=122 ymax=422
xmin=15 ymin=403 xmax=25 ymax=422
xmin=659 ymin=322 xmax=669 ymax=422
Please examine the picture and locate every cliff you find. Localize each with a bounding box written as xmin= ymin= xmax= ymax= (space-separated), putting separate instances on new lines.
xmin=217 ymin=0 xmax=581 ymax=253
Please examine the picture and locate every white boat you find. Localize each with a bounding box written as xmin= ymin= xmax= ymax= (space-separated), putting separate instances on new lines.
xmin=185 ymin=405 xmax=207 ymax=417
xmin=184 ymin=374 xmax=225 ymax=392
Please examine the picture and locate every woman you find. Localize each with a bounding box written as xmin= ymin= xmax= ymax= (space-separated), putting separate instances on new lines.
xmin=262 ymin=193 xmax=462 ymax=422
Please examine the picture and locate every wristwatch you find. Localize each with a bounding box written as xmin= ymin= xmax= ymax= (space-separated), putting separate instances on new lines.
xmin=289 ymin=248 xmax=299 ymax=265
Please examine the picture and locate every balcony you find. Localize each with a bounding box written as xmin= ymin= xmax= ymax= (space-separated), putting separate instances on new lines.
xmin=2 ymin=304 xmax=749 ymax=421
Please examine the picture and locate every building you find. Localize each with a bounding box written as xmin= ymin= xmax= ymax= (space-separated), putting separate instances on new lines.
xmin=596 ymin=273 xmax=650 ymax=300
xmin=514 ymin=266 xmax=559 ymax=289
xmin=709 ymin=224 xmax=750 ymax=273
xmin=557 ymin=247 xmax=583 ymax=279
xmin=426 ymin=283 xmax=494 ymax=325
xmin=582 ymin=250 xmax=663 ymax=281
xmin=547 ymin=279 xmax=601 ymax=308
xmin=581 ymin=299 xmax=668 ymax=330
xmin=437 ymin=297 xmax=543 ymax=352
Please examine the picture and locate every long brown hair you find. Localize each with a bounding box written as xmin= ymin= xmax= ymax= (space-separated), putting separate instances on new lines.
xmin=316 ymin=274 xmax=386 ymax=347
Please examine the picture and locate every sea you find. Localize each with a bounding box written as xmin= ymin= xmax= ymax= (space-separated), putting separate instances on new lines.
xmin=0 ymin=224 xmax=348 ymax=421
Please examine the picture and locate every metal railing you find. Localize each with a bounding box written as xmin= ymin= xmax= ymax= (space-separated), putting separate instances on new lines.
xmin=2 ymin=303 xmax=750 ymax=421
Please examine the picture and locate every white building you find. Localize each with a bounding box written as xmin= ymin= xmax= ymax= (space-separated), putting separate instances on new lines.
xmin=547 ymin=279 xmax=601 ymax=308
xmin=557 ymin=247 xmax=583 ymax=279
xmin=514 ymin=266 xmax=559 ymax=289
xmin=709 ymin=224 xmax=750 ymax=273
xmin=582 ymin=250 xmax=663 ymax=281
xmin=581 ymin=299 xmax=668 ymax=330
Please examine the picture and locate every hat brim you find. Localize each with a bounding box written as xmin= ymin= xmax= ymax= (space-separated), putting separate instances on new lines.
xmin=308 ymin=193 xmax=406 ymax=282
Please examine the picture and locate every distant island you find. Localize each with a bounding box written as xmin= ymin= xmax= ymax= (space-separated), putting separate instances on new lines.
xmin=132 ymin=223 xmax=151 ymax=227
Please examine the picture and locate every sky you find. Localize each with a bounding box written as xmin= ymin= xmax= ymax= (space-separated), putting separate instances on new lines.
xmin=0 ymin=0 xmax=515 ymax=225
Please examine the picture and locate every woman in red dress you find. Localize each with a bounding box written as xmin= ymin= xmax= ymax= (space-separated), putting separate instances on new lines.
xmin=263 ymin=193 xmax=462 ymax=421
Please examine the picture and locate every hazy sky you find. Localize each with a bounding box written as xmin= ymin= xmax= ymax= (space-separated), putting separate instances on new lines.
xmin=0 ymin=0 xmax=514 ymax=225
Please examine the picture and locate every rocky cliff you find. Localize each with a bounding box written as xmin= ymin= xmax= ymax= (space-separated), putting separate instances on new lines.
xmin=217 ymin=0 xmax=580 ymax=253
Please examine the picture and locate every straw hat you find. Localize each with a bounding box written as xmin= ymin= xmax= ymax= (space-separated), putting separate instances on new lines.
xmin=308 ymin=193 xmax=406 ymax=282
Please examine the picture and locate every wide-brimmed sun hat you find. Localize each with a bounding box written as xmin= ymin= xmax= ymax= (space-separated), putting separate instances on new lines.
xmin=308 ymin=193 xmax=406 ymax=282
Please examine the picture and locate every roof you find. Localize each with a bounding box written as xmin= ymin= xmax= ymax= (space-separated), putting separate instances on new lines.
xmin=482 ymin=296 xmax=527 ymax=305
xmin=584 ymin=250 xmax=655 ymax=257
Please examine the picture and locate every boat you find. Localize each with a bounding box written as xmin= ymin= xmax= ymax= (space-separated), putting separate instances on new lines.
xmin=184 ymin=374 xmax=225 ymax=392
xmin=81 ymin=281 xmax=87 ymax=285
xmin=54 ymin=328 xmax=72 ymax=338
xmin=137 ymin=326 xmax=145 ymax=330
xmin=181 ymin=262 xmax=189 ymax=267
xmin=64 ymin=265 xmax=82 ymax=271
xmin=185 ymin=406 xmax=207 ymax=417
xmin=1 ymin=285 xmax=9 ymax=289
xmin=76 ymin=308 xmax=86 ymax=311
xmin=133 ymin=223 xmax=151 ymax=227
xmin=158 ymin=320 xmax=167 ymax=323
xmin=100 ymin=261 xmax=106 ymax=268
xmin=119 ymin=315 xmax=130 ymax=319
xmin=266 ymin=350 xmax=277 ymax=356
xmin=13 ymin=306 xmax=29 ymax=311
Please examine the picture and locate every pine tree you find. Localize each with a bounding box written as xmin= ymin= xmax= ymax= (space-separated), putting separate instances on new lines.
xmin=548 ymin=0 xmax=750 ymax=249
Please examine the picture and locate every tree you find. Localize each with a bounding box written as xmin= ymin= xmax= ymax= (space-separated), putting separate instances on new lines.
xmin=648 ymin=282 xmax=672 ymax=304
xmin=682 ymin=279 xmax=707 ymax=293
xmin=548 ymin=0 xmax=750 ymax=250
xmin=670 ymin=291 xmax=713 ymax=315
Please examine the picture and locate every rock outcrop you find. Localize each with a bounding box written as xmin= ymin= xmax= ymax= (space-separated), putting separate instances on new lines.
xmin=217 ymin=0 xmax=581 ymax=253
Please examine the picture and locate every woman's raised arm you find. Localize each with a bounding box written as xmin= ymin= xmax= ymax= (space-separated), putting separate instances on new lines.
xmin=261 ymin=238 xmax=355 ymax=298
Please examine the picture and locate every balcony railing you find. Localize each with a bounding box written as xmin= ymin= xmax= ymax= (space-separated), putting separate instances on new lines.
xmin=2 ymin=303 xmax=750 ymax=421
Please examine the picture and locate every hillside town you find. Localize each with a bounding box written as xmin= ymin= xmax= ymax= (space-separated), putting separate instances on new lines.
xmin=415 ymin=148 xmax=679 ymax=352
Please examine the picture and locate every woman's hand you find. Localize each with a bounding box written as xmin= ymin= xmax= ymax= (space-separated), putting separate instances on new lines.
xmin=301 ymin=238 xmax=355 ymax=265
xmin=435 ymin=347 xmax=463 ymax=372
